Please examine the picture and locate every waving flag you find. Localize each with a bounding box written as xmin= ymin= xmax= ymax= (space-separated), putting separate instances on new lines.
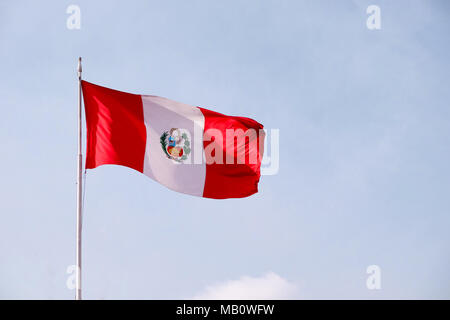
xmin=81 ymin=81 xmax=264 ymax=199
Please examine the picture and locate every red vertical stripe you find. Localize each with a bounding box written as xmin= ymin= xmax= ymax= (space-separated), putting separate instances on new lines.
xmin=82 ymin=81 xmax=146 ymax=172
xmin=199 ymin=107 xmax=264 ymax=199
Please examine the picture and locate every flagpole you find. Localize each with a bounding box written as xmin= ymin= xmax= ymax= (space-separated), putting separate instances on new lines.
xmin=76 ymin=57 xmax=83 ymax=300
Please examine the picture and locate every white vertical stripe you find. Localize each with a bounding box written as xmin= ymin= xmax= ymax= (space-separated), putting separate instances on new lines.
xmin=141 ymin=95 xmax=206 ymax=197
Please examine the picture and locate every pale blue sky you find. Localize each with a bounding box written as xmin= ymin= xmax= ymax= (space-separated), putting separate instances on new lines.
xmin=1 ymin=0 xmax=449 ymax=299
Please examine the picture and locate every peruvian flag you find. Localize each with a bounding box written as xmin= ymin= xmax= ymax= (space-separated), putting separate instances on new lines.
xmin=81 ymin=81 xmax=265 ymax=199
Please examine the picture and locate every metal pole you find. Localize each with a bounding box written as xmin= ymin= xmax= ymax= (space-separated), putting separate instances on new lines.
xmin=76 ymin=57 xmax=83 ymax=300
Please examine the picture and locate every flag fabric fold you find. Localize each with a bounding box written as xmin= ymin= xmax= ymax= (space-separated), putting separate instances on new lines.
xmin=81 ymin=81 xmax=264 ymax=199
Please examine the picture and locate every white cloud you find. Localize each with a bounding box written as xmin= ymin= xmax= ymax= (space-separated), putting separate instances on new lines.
xmin=192 ymin=272 xmax=298 ymax=300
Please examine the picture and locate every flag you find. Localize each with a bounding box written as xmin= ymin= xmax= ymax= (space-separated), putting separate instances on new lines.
xmin=81 ymin=81 xmax=265 ymax=199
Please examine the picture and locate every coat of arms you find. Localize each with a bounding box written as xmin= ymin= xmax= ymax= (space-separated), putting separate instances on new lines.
xmin=160 ymin=128 xmax=191 ymax=162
